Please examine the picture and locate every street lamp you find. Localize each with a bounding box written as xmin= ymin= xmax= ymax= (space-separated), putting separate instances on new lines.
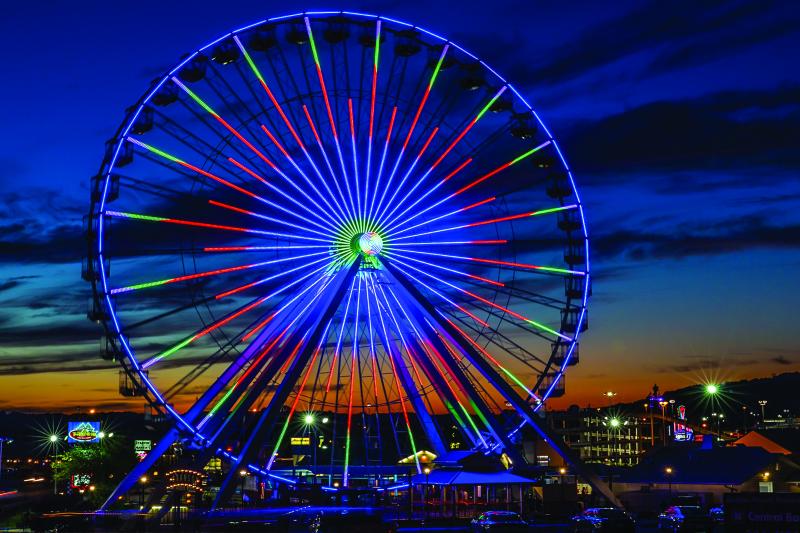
xmin=423 ymin=467 xmax=431 ymax=520
xmin=239 ymin=469 xmax=248 ymax=509
xmin=304 ymin=413 xmax=318 ymax=484
xmin=139 ymin=476 xmax=148 ymax=508
xmin=758 ymin=400 xmax=768 ymax=423
xmin=664 ymin=466 xmax=674 ymax=497
xmin=705 ymin=384 xmax=719 ymax=395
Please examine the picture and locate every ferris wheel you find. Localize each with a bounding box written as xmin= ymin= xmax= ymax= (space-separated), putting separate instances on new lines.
xmin=86 ymin=11 xmax=590 ymax=508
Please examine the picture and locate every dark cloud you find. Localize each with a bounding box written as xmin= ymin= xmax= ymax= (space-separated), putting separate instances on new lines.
xmin=528 ymin=0 xmax=798 ymax=85
xmin=564 ymin=86 xmax=800 ymax=174
xmin=771 ymin=356 xmax=793 ymax=365
xmin=593 ymin=214 xmax=800 ymax=261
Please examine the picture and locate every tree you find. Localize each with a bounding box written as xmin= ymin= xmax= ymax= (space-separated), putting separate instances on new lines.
xmin=53 ymin=437 xmax=137 ymax=506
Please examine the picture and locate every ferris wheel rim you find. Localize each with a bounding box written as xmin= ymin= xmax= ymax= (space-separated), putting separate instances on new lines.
xmin=90 ymin=10 xmax=590 ymax=466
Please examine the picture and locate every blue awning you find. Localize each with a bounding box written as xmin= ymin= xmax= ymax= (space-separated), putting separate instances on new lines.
xmin=411 ymin=469 xmax=536 ymax=486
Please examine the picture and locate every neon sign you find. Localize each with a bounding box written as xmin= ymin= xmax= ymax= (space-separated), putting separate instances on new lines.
xmin=67 ymin=421 xmax=100 ymax=444
xmin=673 ymin=405 xmax=694 ymax=442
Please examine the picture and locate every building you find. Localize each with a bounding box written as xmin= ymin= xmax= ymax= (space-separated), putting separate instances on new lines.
xmin=613 ymin=441 xmax=800 ymax=510
xmin=735 ymin=428 xmax=800 ymax=456
xmin=547 ymin=407 xmax=648 ymax=466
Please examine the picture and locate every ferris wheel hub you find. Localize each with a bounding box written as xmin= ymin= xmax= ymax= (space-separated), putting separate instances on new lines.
xmin=357 ymin=231 xmax=383 ymax=256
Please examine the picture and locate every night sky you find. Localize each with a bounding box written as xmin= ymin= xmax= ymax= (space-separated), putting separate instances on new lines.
xmin=1 ymin=0 xmax=798 ymax=411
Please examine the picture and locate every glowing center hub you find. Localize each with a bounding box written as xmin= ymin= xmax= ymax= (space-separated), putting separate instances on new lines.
xmin=358 ymin=232 xmax=383 ymax=256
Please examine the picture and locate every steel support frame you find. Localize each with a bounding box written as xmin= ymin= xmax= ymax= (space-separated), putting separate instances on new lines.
xmin=382 ymin=257 xmax=624 ymax=509
xmin=211 ymin=259 xmax=362 ymax=509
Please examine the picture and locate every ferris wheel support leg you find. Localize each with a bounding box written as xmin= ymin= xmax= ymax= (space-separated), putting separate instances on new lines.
xmin=381 ymin=258 xmax=625 ymax=509
xmin=211 ymin=258 xmax=362 ymax=511
xmin=98 ymin=427 xmax=181 ymax=511
xmin=99 ymin=277 xmax=329 ymax=513
xmin=371 ymin=317 xmax=448 ymax=457
xmin=389 ymin=298 xmax=525 ymax=464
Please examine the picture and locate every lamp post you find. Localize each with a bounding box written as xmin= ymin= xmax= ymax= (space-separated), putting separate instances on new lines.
xmin=303 ymin=413 xmax=317 ymax=485
xmin=664 ymin=466 xmax=673 ymax=499
xmin=658 ymin=401 xmax=668 ymax=446
xmin=49 ymin=434 xmax=60 ymax=494
xmin=239 ymin=469 xmax=248 ymax=509
xmin=758 ymin=400 xmax=768 ymax=424
xmin=139 ymin=476 xmax=148 ymax=508
xmin=423 ymin=467 xmax=431 ymax=521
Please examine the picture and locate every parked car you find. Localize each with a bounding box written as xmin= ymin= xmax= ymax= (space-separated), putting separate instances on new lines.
xmin=572 ymin=507 xmax=635 ymax=532
xmin=658 ymin=505 xmax=714 ymax=531
xmin=709 ymin=506 xmax=724 ymax=525
xmin=470 ymin=511 xmax=528 ymax=532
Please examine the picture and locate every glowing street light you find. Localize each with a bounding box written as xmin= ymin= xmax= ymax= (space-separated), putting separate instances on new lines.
xmin=609 ymin=417 xmax=621 ymax=428
xmin=49 ymin=435 xmax=59 ymax=443
xmin=705 ymin=384 xmax=719 ymax=395
xmin=303 ymin=413 xmax=316 ymax=426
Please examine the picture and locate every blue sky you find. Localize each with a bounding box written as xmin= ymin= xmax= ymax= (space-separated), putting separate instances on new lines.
xmin=0 ymin=0 xmax=798 ymax=410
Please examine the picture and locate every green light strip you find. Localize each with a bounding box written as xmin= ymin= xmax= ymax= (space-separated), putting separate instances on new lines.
xmin=531 ymin=205 xmax=574 ymax=217
xmin=511 ymin=142 xmax=549 ymax=165
xmin=526 ymin=319 xmax=564 ymax=338
xmin=428 ymin=46 xmax=448 ymax=89
xmin=305 ymin=18 xmax=321 ymax=66
xmin=236 ymin=37 xmax=266 ymax=84
xmin=175 ymin=80 xmax=219 ymax=117
xmin=107 ymin=211 xmax=166 ymax=223
xmin=475 ymin=89 xmax=505 ymax=123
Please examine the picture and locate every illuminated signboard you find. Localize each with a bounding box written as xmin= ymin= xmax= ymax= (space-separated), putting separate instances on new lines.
xmin=70 ymin=474 xmax=92 ymax=488
xmin=67 ymin=421 xmax=100 ymax=444
xmin=673 ymin=405 xmax=694 ymax=442
xmin=134 ymin=440 xmax=152 ymax=452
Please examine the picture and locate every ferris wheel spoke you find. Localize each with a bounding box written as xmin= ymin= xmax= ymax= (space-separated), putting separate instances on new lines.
xmin=371 ymin=45 xmax=449 ymax=225
xmin=224 ymin=156 xmax=339 ymax=233
xmin=371 ymin=126 xmax=439 ymax=228
xmin=439 ymin=315 xmax=540 ymax=402
xmin=109 ymin=250 xmax=328 ymax=295
xmin=265 ymin=323 xmax=330 ymax=470
xmin=386 ymin=249 xmax=504 ymax=287
xmin=102 ymin=209 xmax=329 ymax=244
xmin=259 ymin=123 xmax=350 ymax=227
xmin=234 ymin=34 xmax=353 ymax=226
xmin=377 ymin=86 xmax=507 ymax=230
xmin=378 ymin=282 xmax=488 ymax=449
xmin=369 ymin=279 xmax=432 ymax=467
xmin=324 ymin=275 xmax=358 ymax=394
xmin=304 ymin=18 xmax=359 ymax=223
xmin=342 ymin=274 xmax=363 ymax=486
xmin=348 ymin=98 xmax=364 ymax=227
xmin=125 ymin=136 xmax=335 ymax=237
xmin=206 ymin=198 xmax=332 ymax=238
xmin=389 ymin=247 xmax=585 ymax=277
xmin=301 ymin=104 xmax=357 ymax=224
xmin=171 ymin=77 xmax=342 ymax=231
xmin=364 ymin=20 xmax=382 ymax=223
xmin=389 ymin=140 xmax=552 ymax=234
xmin=368 ymin=105 xmax=397 ymax=217
xmin=387 ymin=157 xmax=476 ymax=233
xmin=203 ymin=271 xmax=346 ymax=431
xmin=140 ymin=267 xmax=334 ymax=369
xmin=392 ymin=203 xmax=576 ymax=242
xmin=438 ymin=306 xmax=548 ymax=371
xmin=214 ymin=256 xmax=335 ymax=300
xmin=386 ymin=256 xmax=572 ymax=342
xmin=382 ymin=161 xmax=478 ymax=236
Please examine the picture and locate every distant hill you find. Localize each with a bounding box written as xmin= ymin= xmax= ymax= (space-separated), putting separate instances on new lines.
xmin=582 ymin=372 xmax=800 ymax=421
xmin=568 ymin=372 xmax=800 ymax=423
